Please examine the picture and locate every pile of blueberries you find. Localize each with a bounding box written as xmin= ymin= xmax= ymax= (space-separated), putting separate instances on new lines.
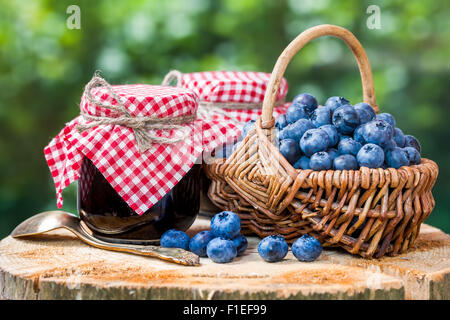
xmin=160 ymin=211 xmax=248 ymax=263
xmin=237 ymin=93 xmax=422 ymax=171
xmin=160 ymin=211 xmax=323 ymax=263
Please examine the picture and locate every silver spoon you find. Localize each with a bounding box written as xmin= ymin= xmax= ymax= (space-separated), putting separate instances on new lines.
xmin=11 ymin=211 xmax=199 ymax=266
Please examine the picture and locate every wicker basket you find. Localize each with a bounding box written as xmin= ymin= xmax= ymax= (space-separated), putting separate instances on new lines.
xmin=205 ymin=24 xmax=439 ymax=258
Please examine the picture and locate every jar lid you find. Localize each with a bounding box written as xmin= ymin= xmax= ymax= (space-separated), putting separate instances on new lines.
xmin=182 ymin=71 xmax=288 ymax=104
xmin=80 ymin=83 xmax=198 ymax=119
xmin=45 ymin=75 xmax=211 ymax=216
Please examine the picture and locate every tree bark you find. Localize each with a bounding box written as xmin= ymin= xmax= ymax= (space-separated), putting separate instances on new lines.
xmin=0 ymin=218 xmax=448 ymax=300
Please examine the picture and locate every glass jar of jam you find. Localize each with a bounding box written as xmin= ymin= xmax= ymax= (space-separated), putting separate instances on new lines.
xmin=78 ymin=156 xmax=201 ymax=244
xmin=44 ymin=78 xmax=220 ymax=246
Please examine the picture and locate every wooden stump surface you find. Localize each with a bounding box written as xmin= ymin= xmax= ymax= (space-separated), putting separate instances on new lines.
xmin=0 ymin=216 xmax=448 ymax=300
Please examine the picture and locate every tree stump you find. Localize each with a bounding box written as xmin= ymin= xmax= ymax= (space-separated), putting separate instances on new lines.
xmin=0 ymin=217 xmax=448 ymax=300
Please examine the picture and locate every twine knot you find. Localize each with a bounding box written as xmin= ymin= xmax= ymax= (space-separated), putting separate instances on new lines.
xmin=76 ymin=72 xmax=197 ymax=153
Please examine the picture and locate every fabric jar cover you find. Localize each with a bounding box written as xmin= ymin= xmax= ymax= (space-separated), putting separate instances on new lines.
xmin=163 ymin=71 xmax=291 ymax=152
xmin=44 ymin=79 xmax=216 ymax=216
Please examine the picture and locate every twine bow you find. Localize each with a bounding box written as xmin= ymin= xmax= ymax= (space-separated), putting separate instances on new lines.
xmin=76 ymin=72 xmax=197 ymax=153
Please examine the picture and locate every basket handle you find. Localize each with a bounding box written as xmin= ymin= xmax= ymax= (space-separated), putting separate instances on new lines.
xmin=261 ymin=24 xmax=377 ymax=128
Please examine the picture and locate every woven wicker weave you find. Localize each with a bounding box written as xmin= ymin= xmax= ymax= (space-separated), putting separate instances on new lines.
xmin=205 ymin=24 xmax=439 ymax=258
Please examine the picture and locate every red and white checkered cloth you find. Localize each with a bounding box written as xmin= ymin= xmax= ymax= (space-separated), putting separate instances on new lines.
xmin=44 ymin=84 xmax=207 ymax=215
xmin=181 ymin=71 xmax=290 ymax=151
xmin=182 ymin=71 xmax=288 ymax=104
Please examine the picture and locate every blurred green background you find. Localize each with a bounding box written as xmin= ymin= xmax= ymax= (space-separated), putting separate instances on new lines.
xmin=0 ymin=0 xmax=449 ymax=238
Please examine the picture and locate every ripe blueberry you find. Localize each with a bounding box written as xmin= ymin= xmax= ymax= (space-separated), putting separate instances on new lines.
xmin=292 ymin=93 xmax=318 ymax=115
xmin=279 ymin=119 xmax=315 ymax=141
xmin=403 ymin=146 xmax=421 ymax=165
xmin=376 ymin=113 xmax=396 ymax=128
xmin=327 ymin=148 xmax=339 ymax=161
xmin=211 ymin=211 xmax=241 ymax=239
xmin=311 ymin=106 xmax=332 ymax=127
xmin=385 ymin=147 xmax=409 ymax=169
xmin=279 ymin=139 xmax=302 ymax=165
xmin=189 ymin=230 xmax=215 ymax=257
xmin=382 ymin=138 xmax=397 ymax=152
xmin=293 ymin=156 xmax=311 ymax=170
xmin=404 ymin=135 xmax=421 ymax=153
xmin=206 ymin=238 xmax=237 ymax=263
xmin=232 ymin=234 xmax=248 ymax=256
xmin=286 ymin=104 xmax=309 ymax=124
xmin=325 ymin=96 xmax=350 ymax=112
xmin=160 ymin=229 xmax=191 ymax=250
xmin=275 ymin=114 xmax=288 ymax=131
xmin=333 ymin=154 xmax=359 ymax=170
xmin=357 ymin=143 xmax=385 ymax=168
xmin=318 ymin=124 xmax=339 ymax=147
xmin=310 ymin=151 xmax=332 ymax=171
xmin=291 ymin=234 xmax=322 ymax=262
xmin=257 ymin=235 xmax=289 ymax=262
xmin=354 ymin=102 xmax=376 ymax=123
xmin=393 ymin=127 xmax=406 ymax=148
xmin=240 ymin=120 xmax=256 ymax=139
xmin=353 ymin=124 xmax=366 ymax=145
xmin=300 ymin=128 xmax=331 ymax=156
xmin=332 ymin=104 xmax=360 ymax=135
xmin=338 ymin=137 xmax=362 ymax=156
xmin=362 ymin=119 xmax=394 ymax=146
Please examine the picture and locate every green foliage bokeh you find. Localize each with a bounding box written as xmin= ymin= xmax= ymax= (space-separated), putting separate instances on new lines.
xmin=0 ymin=0 xmax=449 ymax=238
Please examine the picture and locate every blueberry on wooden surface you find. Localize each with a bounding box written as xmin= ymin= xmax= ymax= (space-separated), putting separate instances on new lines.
xmin=160 ymin=229 xmax=191 ymax=250
xmin=257 ymin=235 xmax=289 ymax=262
xmin=232 ymin=234 xmax=248 ymax=256
xmin=206 ymin=238 xmax=237 ymax=263
xmin=291 ymin=234 xmax=322 ymax=262
xmin=211 ymin=211 xmax=241 ymax=239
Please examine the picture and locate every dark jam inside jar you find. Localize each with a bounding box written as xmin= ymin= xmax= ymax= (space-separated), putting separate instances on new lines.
xmin=77 ymin=156 xmax=201 ymax=243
